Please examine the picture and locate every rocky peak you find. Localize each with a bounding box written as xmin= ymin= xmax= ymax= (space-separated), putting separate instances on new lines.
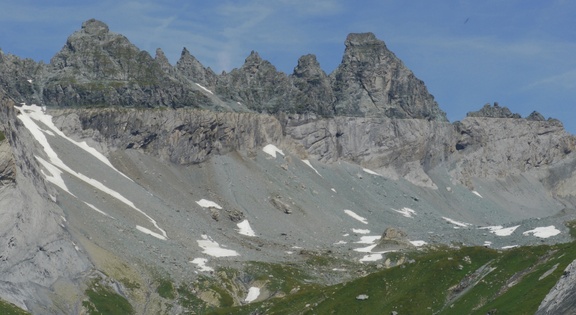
xmin=293 ymin=54 xmax=323 ymax=79
xmin=175 ymin=48 xmax=216 ymax=88
xmin=154 ymin=48 xmax=173 ymax=75
xmin=216 ymin=51 xmax=291 ymax=112
xmin=343 ymin=32 xmax=388 ymax=60
xmin=81 ymin=18 xmax=110 ymax=38
xmin=466 ymin=102 xmax=521 ymax=118
xmin=290 ymin=54 xmax=334 ymax=115
xmin=330 ymin=32 xmax=447 ymax=120
xmin=50 ymin=19 xmax=148 ymax=80
xmin=526 ymin=110 xmax=545 ymax=121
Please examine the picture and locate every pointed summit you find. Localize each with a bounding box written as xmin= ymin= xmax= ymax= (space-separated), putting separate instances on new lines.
xmin=154 ymin=48 xmax=173 ymax=74
xmin=81 ymin=19 xmax=110 ymax=37
xmin=175 ymin=47 xmax=216 ymax=88
xmin=290 ymin=54 xmax=334 ymax=115
xmin=330 ymin=32 xmax=447 ymax=120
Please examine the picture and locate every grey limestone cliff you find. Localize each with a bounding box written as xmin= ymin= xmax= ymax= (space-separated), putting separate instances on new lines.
xmin=0 ymin=90 xmax=91 ymax=313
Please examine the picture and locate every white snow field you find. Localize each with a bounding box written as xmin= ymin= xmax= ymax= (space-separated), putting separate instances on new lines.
xmin=197 ymin=235 xmax=239 ymax=257
xmin=480 ymin=225 xmax=520 ymax=236
xmin=302 ymin=159 xmax=322 ymax=176
xmin=237 ymin=220 xmax=257 ymax=236
xmin=522 ymin=226 xmax=561 ymax=238
xmin=195 ymin=83 xmax=214 ymax=94
xmin=362 ymin=168 xmax=381 ymax=176
xmin=190 ymin=258 xmax=214 ymax=272
xmin=17 ymin=104 xmax=168 ymax=240
xmin=196 ymin=199 xmax=223 ymax=209
xmin=344 ymin=209 xmax=368 ymax=224
xmin=244 ymin=287 xmax=261 ymax=303
xmin=262 ymin=144 xmax=284 ymax=158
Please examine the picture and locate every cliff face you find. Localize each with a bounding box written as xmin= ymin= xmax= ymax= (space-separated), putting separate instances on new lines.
xmin=0 ymin=90 xmax=91 ymax=312
xmin=52 ymin=108 xmax=285 ymax=165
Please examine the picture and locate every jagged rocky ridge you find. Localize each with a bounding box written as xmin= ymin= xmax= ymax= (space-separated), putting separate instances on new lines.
xmin=1 ymin=19 xmax=445 ymax=120
xmin=1 ymin=19 xmax=576 ymax=314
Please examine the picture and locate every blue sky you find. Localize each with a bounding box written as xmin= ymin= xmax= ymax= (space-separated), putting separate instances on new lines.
xmin=1 ymin=1 xmax=575 ymax=132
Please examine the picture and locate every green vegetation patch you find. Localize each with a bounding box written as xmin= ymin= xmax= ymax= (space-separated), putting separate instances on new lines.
xmin=156 ymin=278 xmax=176 ymax=300
xmin=82 ymin=281 xmax=134 ymax=315
xmin=206 ymin=243 xmax=576 ymax=314
xmin=566 ymin=219 xmax=576 ymax=238
xmin=0 ymin=300 xmax=30 ymax=315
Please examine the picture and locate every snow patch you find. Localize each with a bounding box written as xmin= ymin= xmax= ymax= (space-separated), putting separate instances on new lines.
xmin=190 ymin=258 xmax=214 ymax=272
xmin=36 ymin=156 xmax=71 ymax=195
xmin=356 ymin=236 xmax=381 ymax=244
xmin=522 ymin=226 xmax=561 ymax=238
xmin=262 ymin=144 xmax=284 ymax=158
xmin=17 ymin=104 xmax=131 ymax=180
xmin=352 ymin=228 xmax=370 ymax=234
xmin=83 ymin=202 xmax=114 ymax=219
xmin=443 ymin=217 xmax=471 ymax=227
xmin=362 ymin=168 xmax=381 ymax=176
xmin=197 ymin=235 xmax=239 ymax=257
xmin=237 ymin=220 xmax=256 ymax=237
xmin=344 ymin=209 xmax=368 ymax=224
xmin=501 ymin=245 xmax=519 ymax=249
xmin=393 ymin=207 xmax=417 ymax=218
xmin=196 ymin=199 xmax=222 ymax=209
xmin=195 ymin=83 xmax=214 ymax=94
xmin=244 ymin=287 xmax=260 ymax=303
xmin=359 ymin=254 xmax=383 ymax=262
xmin=353 ymin=244 xmax=378 ymax=253
xmin=410 ymin=240 xmax=428 ymax=247
xmin=472 ymin=190 xmax=483 ymax=198
xmin=136 ymin=225 xmax=167 ymax=240
xmin=302 ymin=159 xmax=322 ymax=176
xmin=480 ymin=225 xmax=520 ymax=236
xmin=333 ymin=241 xmax=347 ymax=245
xmin=331 ymin=188 xmax=337 ymax=193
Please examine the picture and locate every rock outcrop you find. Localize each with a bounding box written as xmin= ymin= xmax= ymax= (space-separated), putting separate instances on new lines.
xmin=374 ymin=227 xmax=414 ymax=251
xmin=452 ymin=113 xmax=576 ymax=185
xmin=537 ymin=259 xmax=576 ymax=315
xmin=466 ymin=102 xmax=521 ymax=118
xmin=330 ymin=33 xmax=446 ymax=120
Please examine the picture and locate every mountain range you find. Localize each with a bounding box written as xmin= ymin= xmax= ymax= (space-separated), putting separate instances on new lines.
xmin=1 ymin=19 xmax=576 ymax=314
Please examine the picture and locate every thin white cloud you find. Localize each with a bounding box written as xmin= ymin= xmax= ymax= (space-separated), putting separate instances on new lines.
xmin=523 ymin=68 xmax=576 ymax=90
